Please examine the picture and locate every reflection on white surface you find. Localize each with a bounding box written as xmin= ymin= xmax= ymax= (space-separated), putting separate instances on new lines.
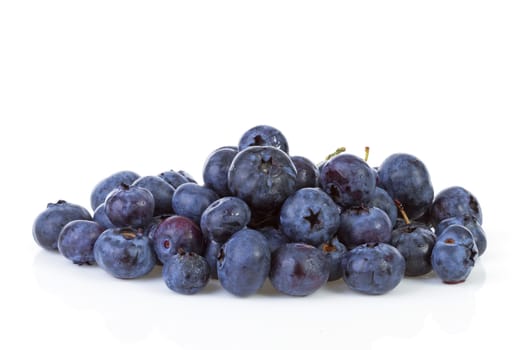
xmin=33 ymin=249 xmax=487 ymax=350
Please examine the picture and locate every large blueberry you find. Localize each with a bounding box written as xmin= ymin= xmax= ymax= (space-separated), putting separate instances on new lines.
xmin=217 ymin=229 xmax=271 ymax=296
xmin=90 ymin=170 xmax=140 ymax=211
xmin=105 ymin=183 xmax=155 ymax=228
xmin=280 ymin=187 xmax=340 ymax=246
xmin=435 ymin=215 xmax=486 ymax=256
xmin=291 ymin=156 xmax=319 ymax=189
xmin=132 ymin=176 xmax=176 ymax=216
xmin=370 ymin=187 xmax=397 ymax=226
xmin=378 ymin=153 xmax=434 ymax=220
xmin=390 ymin=224 xmax=436 ymax=276
xmin=228 ymin=146 xmax=297 ymax=212
xmin=172 ymin=183 xmax=219 ymax=224
xmin=341 ymin=243 xmax=405 ymax=295
xmin=431 ymin=225 xmax=478 ymax=284
xmin=158 ymin=170 xmax=190 ymax=190
xmin=200 ymin=197 xmax=251 ymax=243
xmin=238 ymin=125 xmax=289 ymax=154
xmin=33 ymin=200 xmax=92 ymax=250
xmin=319 ymin=154 xmax=376 ymax=208
xmin=58 ymin=220 xmax=104 ymax=265
xmin=151 ymin=215 xmax=205 ymax=264
xmin=430 ymin=186 xmax=482 ymax=226
xmin=162 ymin=251 xmax=210 ymax=295
xmin=338 ymin=207 xmax=392 ymax=248
xmin=270 ymin=242 xmax=329 ymax=296
xmin=93 ymin=227 xmax=156 ymax=279
xmin=203 ymin=146 xmax=238 ymax=197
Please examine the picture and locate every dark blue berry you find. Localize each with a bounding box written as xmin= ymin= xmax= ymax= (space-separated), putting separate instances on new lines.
xmin=90 ymin=170 xmax=140 ymax=211
xmin=217 ymin=229 xmax=271 ymax=296
xmin=431 ymin=225 xmax=478 ymax=284
xmin=270 ymin=242 xmax=329 ymax=296
xmin=158 ymin=170 xmax=190 ymax=189
xmin=200 ymin=197 xmax=251 ymax=243
xmin=172 ymin=183 xmax=219 ymax=224
xmin=319 ymin=153 xmax=376 ymax=208
xmin=33 ymin=200 xmax=92 ymax=250
xmin=430 ymin=186 xmax=482 ymax=226
xmin=435 ymin=215 xmax=486 ymax=256
xmin=105 ymin=183 xmax=155 ymax=228
xmin=238 ymin=125 xmax=289 ymax=154
xmin=291 ymin=156 xmax=319 ymax=189
xmin=93 ymin=227 xmax=156 ymax=279
xmin=378 ymin=154 xmax=434 ymax=220
xmin=390 ymin=224 xmax=436 ymax=276
xmin=338 ymin=207 xmax=392 ymax=248
xmin=132 ymin=176 xmax=176 ymax=216
xmin=150 ymin=215 xmax=205 ymax=264
xmin=280 ymin=187 xmax=340 ymax=246
xmin=341 ymin=243 xmax=405 ymax=295
xmin=58 ymin=220 xmax=104 ymax=265
xmin=370 ymin=187 xmax=397 ymax=226
xmin=203 ymin=146 xmax=238 ymax=197
xmin=228 ymin=146 xmax=297 ymax=212
xmin=162 ymin=251 xmax=210 ymax=295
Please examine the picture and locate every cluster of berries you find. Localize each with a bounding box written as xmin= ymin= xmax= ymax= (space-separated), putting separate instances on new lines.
xmin=32 ymin=125 xmax=485 ymax=296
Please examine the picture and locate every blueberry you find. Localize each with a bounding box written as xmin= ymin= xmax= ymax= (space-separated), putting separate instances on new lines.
xmin=378 ymin=153 xmax=434 ymax=220
xmin=33 ymin=200 xmax=92 ymax=250
xmin=158 ymin=170 xmax=190 ymax=189
xmin=93 ymin=203 xmax=115 ymax=230
xmin=132 ymin=176 xmax=176 ymax=216
xmin=172 ymin=183 xmax=219 ymax=224
xmin=58 ymin=220 xmax=105 ymax=265
xmin=337 ymin=207 xmax=392 ymax=248
xmin=280 ymin=187 xmax=340 ymax=246
xmin=204 ymin=239 xmax=222 ymax=280
xmin=431 ymin=225 xmax=478 ymax=284
xmin=437 ymin=224 xmax=478 ymax=248
xmin=291 ymin=156 xmax=319 ymax=189
xmin=217 ymin=228 xmax=271 ymax=296
xmin=269 ymin=242 xmax=329 ymax=296
xmin=105 ymin=183 xmax=155 ymax=228
xmin=435 ymin=215 xmax=487 ymax=256
xmin=162 ymin=251 xmax=210 ymax=295
xmin=258 ymin=226 xmax=290 ymax=253
xmin=203 ymin=146 xmax=238 ymax=197
xmin=341 ymin=243 xmax=405 ymax=295
xmin=390 ymin=224 xmax=436 ymax=276
xmin=93 ymin=227 xmax=156 ymax=279
xmin=319 ymin=153 xmax=376 ymax=208
xmin=430 ymin=186 xmax=482 ymax=226
xmin=177 ymin=170 xmax=198 ymax=184
xmin=318 ymin=237 xmax=347 ymax=281
xmin=200 ymin=197 xmax=251 ymax=243
xmin=238 ymin=125 xmax=289 ymax=154
xmin=150 ymin=215 xmax=205 ymax=264
xmin=370 ymin=187 xmax=397 ymax=226
xmin=228 ymin=146 xmax=297 ymax=212
xmin=90 ymin=170 xmax=140 ymax=211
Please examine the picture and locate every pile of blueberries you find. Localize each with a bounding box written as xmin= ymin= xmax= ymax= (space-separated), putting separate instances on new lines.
xmin=32 ymin=125 xmax=486 ymax=297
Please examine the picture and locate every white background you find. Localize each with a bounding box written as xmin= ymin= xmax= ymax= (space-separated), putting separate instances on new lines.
xmin=1 ymin=1 xmax=523 ymax=349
